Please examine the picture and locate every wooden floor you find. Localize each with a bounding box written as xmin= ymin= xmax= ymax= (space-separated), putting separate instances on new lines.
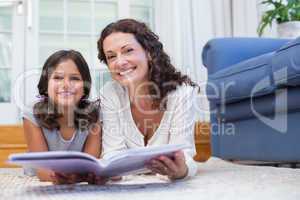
xmin=0 ymin=122 xmax=211 ymax=167
xmin=0 ymin=125 xmax=27 ymax=168
xmin=194 ymin=122 xmax=211 ymax=162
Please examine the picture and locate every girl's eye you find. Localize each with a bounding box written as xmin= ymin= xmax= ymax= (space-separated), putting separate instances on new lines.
xmin=53 ymin=76 xmax=63 ymax=80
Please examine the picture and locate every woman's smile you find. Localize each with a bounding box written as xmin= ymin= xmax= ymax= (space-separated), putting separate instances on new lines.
xmin=118 ymin=66 xmax=137 ymax=76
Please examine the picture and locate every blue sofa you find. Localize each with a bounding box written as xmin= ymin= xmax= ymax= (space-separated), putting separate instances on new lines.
xmin=202 ymin=37 xmax=300 ymax=162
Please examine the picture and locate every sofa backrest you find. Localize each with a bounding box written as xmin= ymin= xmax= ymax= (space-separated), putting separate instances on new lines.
xmin=202 ymin=37 xmax=290 ymax=75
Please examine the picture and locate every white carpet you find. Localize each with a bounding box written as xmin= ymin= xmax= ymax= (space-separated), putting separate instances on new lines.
xmin=1 ymin=157 xmax=300 ymax=200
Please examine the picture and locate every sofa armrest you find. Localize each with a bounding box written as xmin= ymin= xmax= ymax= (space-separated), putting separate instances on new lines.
xmin=202 ymin=37 xmax=290 ymax=75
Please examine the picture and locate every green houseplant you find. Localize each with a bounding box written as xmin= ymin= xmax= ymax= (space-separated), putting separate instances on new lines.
xmin=257 ymin=0 xmax=300 ymax=36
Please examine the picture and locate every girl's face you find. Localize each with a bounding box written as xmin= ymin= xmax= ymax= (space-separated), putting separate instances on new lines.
xmin=103 ymin=32 xmax=150 ymax=87
xmin=48 ymin=59 xmax=84 ymax=108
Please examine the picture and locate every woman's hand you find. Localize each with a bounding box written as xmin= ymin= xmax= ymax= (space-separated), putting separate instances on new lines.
xmin=147 ymin=150 xmax=188 ymax=180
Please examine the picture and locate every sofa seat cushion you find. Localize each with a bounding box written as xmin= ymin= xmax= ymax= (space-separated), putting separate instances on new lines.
xmin=207 ymin=37 xmax=300 ymax=105
xmin=217 ymin=86 xmax=300 ymax=122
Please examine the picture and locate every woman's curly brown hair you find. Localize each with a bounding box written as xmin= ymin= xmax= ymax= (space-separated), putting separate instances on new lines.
xmin=34 ymin=50 xmax=100 ymax=131
xmin=97 ymin=18 xmax=197 ymax=109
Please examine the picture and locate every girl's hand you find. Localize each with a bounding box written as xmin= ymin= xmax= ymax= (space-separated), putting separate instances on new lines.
xmin=147 ymin=150 xmax=188 ymax=180
xmin=110 ymin=176 xmax=122 ymax=181
xmin=51 ymin=172 xmax=109 ymax=185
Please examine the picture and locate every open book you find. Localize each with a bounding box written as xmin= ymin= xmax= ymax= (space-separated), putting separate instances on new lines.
xmin=8 ymin=144 xmax=189 ymax=177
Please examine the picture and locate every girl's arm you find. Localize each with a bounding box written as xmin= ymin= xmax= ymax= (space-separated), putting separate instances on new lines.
xmin=23 ymin=118 xmax=55 ymax=182
xmin=83 ymin=122 xmax=102 ymax=158
xmin=58 ymin=122 xmax=103 ymax=185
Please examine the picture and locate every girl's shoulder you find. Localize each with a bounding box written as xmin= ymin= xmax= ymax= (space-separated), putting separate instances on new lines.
xmin=99 ymin=81 xmax=126 ymax=107
xmin=100 ymin=80 xmax=125 ymax=96
xmin=22 ymin=101 xmax=40 ymax=126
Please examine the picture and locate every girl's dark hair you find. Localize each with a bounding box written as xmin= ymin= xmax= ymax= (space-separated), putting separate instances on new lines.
xmin=97 ymin=18 xmax=197 ymax=109
xmin=34 ymin=49 xmax=99 ymax=131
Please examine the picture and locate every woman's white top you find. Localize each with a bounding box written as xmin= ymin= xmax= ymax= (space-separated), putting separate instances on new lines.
xmin=100 ymin=81 xmax=199 ymax=178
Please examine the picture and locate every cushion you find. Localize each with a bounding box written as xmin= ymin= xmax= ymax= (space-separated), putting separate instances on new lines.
xmin=272 ymin=37 xmax=300 ymax=87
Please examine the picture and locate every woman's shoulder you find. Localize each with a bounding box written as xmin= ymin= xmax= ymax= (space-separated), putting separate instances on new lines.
xmin=169 ymin=84 xmax=199 ymax=98
xmin=166 ymin=84 xmax=199 ymax=108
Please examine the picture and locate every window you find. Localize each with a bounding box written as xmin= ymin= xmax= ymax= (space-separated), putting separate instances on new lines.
xmin=0 ymin=6 xmax=12 ymax=103
xmin=38 ymin=0 xmax=119 ymax=67
xmin=130 ymin=0 xmax=154 ymax=28
xmin=0 ymin=1 xmax=25 ymax=124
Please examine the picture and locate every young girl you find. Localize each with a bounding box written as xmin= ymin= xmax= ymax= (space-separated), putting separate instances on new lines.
xmin=22 ymin=50 xmax=101 ymax=184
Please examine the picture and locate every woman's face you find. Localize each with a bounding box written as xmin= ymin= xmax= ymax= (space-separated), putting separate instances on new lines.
xmin=47 ymin=59 xmax=84 ymax=108
xmin=103 ymin=32 xmax=150 ymax=87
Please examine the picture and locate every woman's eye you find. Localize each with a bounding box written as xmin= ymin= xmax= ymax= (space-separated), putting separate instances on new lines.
xmin=70 ymin=77 xmax=81 ymax=81
xmin=125 ymin=48 xmax=133 ymax=53
xmin=107 ymin=55 xmax=116 ymax=60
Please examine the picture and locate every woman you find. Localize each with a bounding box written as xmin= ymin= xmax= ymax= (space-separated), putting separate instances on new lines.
xmin=98 ymin=18 xmax=199 ymax=180
xmin=23 ymin=50 xmax=101 ymax=184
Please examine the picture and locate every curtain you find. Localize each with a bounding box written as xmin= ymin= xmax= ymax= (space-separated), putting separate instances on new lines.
xmin=153 ymin=0 xmax=262 ymax=122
